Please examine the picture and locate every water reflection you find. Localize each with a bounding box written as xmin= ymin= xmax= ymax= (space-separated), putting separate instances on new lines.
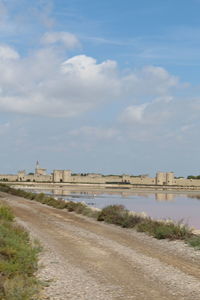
xmin=155 ymin=193 xmax=175 ymax=202
xmin=26 ymin=187 xmax=200 ymax=229
xmin=187 ymin=194 xmax=200 ymax=200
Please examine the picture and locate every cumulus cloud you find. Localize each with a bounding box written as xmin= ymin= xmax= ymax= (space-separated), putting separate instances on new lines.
xmin=122 ymin=66 xmax=178 ymax=97
xmin=0 ymin=49 xmax=121 ymax=117
xmin=42 ymin=31 xmax=80 ymax=49
xmin=0 ymin=41 xmax=181 ymax=119
xmin=118 ymin=92 xmax=200 ymax=145
xmin=120 ymin=104 xmax=148 ymax=123
xmin=0 ymin=44 xmax=19 ymax=60
xmin=119 ymin=67 xmax=179 ymax=126
xmin=120 ymin=99 xmax=173 ymax=125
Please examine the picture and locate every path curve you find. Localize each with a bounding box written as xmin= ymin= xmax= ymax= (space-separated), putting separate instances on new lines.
xmin=1 ymin=192 xmax=200 ymax=300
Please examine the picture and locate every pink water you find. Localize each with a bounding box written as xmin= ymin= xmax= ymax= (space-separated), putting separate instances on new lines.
xmin=30 ymin=188 xmax=200 ymax=229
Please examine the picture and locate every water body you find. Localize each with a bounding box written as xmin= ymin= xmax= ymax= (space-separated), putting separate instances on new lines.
xmin=25 ymin=187 xmax=200 ymax=229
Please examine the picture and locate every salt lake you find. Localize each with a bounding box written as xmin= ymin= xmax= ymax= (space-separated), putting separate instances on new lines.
xmin=25 ymin=187 xmax=200 ymax=229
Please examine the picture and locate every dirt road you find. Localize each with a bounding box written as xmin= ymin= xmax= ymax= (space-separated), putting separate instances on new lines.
xmin=1 ymin=192 xmax=200 ymax=300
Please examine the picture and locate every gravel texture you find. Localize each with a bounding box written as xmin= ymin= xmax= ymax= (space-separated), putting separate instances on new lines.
xmin=1 ymin=192 xmax=200 ymax=300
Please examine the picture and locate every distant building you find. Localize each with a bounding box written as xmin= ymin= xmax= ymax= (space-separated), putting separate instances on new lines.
xmin=35 ymin=161 xmax=47 ymax=176
xmin=0 ymin=163 xmax=200 ymax=188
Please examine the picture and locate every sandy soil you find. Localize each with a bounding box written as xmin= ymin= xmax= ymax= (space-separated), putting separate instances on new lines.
xmin=1 ymin=192 xmax=200 ymax=300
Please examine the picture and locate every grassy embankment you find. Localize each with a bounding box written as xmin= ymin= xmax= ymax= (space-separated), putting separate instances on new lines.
xmin=0 ymin=183 xmax=200 ymax=249
xmin=0 ymin=200 xmax=40 ymax=300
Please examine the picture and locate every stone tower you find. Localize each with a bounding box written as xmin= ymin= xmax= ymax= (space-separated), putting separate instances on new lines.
xmin=35 ymin=161 xmax=46 ymax=176
xmin=35 ymin=161 xmax=39 ymax=172
xmin=166 ymin=172 xmax=174 ymax=185
xmin=156 ymin=172 xmax=166 ymax=185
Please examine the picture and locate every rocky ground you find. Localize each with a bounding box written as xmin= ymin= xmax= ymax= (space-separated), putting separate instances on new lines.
xmin=1 ymin=191 xmax=200 ymax=300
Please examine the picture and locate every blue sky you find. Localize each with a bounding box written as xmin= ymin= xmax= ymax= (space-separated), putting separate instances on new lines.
xmin=0 ymin=0 xmax=200 ymax=177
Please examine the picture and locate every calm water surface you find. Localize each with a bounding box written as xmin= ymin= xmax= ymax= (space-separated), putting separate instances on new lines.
xmin=27 ymin=188 xmax=200 ymax=229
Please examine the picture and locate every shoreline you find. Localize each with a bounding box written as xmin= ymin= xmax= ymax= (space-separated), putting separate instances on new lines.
xmin=2 ymin=182 xmax=200 ymax=231
xmin=7 ymin=181 xmax=200 ymax=194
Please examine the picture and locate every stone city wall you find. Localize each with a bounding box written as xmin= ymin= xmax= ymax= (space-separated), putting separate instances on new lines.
xmin=174 ymin=178 xmax=200 ymax=187
xmin=69 ymin=175 xmax=122 ymax=184
xmin=27 ymin=174 xmax=52 ymax=182
xmin=0 ymin=173 xmax=52 ymax=182
xmin=2 ymin=167 xmax=200 ymax=188
xmin=0 ymin=174 xmax=18 ymax=181
xmin=129 ymin=177 xmax=156 ymax=185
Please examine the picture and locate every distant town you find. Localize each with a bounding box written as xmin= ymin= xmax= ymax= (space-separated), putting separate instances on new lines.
xmin=0 ymin=161 xmax=200 ymax=189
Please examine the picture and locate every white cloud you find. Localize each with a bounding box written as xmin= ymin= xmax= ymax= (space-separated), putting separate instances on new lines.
xmin=0 ymin=45 xmax=19 ymax=60
xmin=120 ymin=104 xmax=148 ymax=123
xmin=120 ymin=97 xmax=173 ymax=125
xmin=0 ymin=49 xmax=121 ymax=117
xmin=42 ymin=31 xmax=80 ymax=49
xmin=122 ymin=66 xmax=178 ymax=97
xmin=0 ymin=42 xmax=181 ymax=119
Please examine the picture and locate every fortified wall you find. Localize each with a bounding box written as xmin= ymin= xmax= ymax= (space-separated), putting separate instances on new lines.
xmin=1 ymin=162 xmax=200 ymax=188
xmin=50 ymin=171 xmax=200 ymax=187
xmin=0 ymin=162 xmax=52 ymax=183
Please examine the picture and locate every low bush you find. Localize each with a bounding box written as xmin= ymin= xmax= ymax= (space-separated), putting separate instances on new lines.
xmin=97 ymin=205 xmax=143 ymax=228
xmin=0 ymin=183 xmax=97 ymax=217
xmin=98 ymin=205 xmax=192 ymax=241
xmin=0 ymin=205 xmax=14 ymax=221
xmin=97 ymin=205 xmax=126 ymax=224
xmin=187 ymin=236 xmax=200 ymax=249
xmin=137 ymin=219 xmax=192 ymax=240
xmin=121 ymin=213 xmax=143 ymax=228
xmin=3 ymin=275 xmax=39 ymax=300
xmin=64 ymin=201 xmax=98 ymax=218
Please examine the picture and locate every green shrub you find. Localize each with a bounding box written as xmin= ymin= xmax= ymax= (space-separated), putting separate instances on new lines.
xmin=0 ymin=202 xmax=40 ymax=299
xmin=97 ymin=205 xmax=126 ymax=225
xmin=136 ymin=218 xmax=156 ymax=234
xmin=73 ymin=202 xmax=87 ymax=214
xmin=121 ymin=213 xmax=143 ymax=228
xmin=0 ymin=205 xmax=14 ymax=221
xmin=65 ymin=201 xmax=77 ymax=212
xmin=137 ymin=219 xmax=192 ymax=240
xmin=97 ymin=205 xmax=192 ymax=241
xmin=81 ymin=206 xmax=99 ymax=218
xmin=97 ymin=205 xmax=143 ymax=228
xmin=187 ymin=236 xmax=200 ymax=249
xmin=3 ymin=275 xmax=39 ymax=300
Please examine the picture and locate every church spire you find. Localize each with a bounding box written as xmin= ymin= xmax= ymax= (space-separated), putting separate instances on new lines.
xmin=36 ymin=161 xmax=40 ymax=169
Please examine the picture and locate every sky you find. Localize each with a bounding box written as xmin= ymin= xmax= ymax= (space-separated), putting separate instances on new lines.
xmin=0 ymin=0 xmax=200 ymax=177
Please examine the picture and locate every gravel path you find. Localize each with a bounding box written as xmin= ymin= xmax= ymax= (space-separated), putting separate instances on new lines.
xmin=1 ymin=192 xmax=200 ymax=300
